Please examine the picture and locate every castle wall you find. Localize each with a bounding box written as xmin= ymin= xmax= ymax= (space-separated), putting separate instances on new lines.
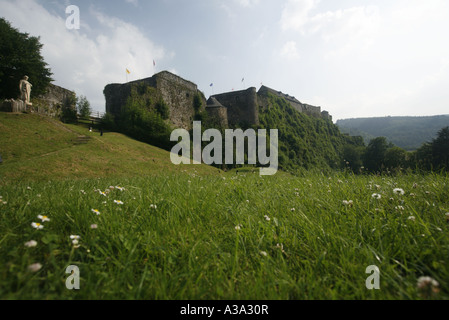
xmin=38 ymin=84 xmax=75 ymax=110
xmin=206 ymin=106 xmax=228 ymax=128
xmin=104 ymin=71 xmax=205 ymax=130
xmin=258 ymin=85 xmax=330 ymax=120
xmin=153 ymin=72 xmax=201 ymax=130
xmin=212 ymin=87 xmax=259 ymax=127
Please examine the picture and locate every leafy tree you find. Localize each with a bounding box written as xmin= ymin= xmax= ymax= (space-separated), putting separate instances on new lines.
xmin=384 ymin=146 xmax=407 ymax=171
xmin=0 ymin=18 xmax=52 ymax=99
xmin=363 ymin=137 xmax=389 ymax=173
xmin=431 ymin=126 xmax=449 ymax=171
xmin=61 ymin=94 xmax=77 ymax=123
xmin=342 ymin=145 xmax=364 ymax=173
xmin=77 ymin=95 xmax=92 ymax=119
xmin=414 ymin=143 xmax=433 ymax=171
xmin=155 ymin=99 xmax=169 ymax=120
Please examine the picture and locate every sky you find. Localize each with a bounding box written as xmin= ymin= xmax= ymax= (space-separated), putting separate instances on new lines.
xmin=1 ymin=0 xmax=448 ymax=121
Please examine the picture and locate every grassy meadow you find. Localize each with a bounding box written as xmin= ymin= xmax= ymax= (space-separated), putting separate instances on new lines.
xmin=0 ymin=113 xmax=448 ymax=300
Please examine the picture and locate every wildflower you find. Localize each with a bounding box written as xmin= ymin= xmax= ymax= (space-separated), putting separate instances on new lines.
xmin=410 ymin=193 xmax=416 ymax=198
xmin=342 ymin=200 xmax=353 ymax=207
xmin=235 ymin=224 xmax=242 ymax=231
xmin=264 ymin=215 xmax=271 ymax=221
xmin=25 ymin=240 xmax=38 ymax=248
xmin=99 ymin=191 xmax=107 ymax=197
xmin=28 ymin=263 xmax=42 ymax=273
xmin=372 ymin=193 xmax=382 ymax=200
xmin=395 ymin=206 xmax=405 ymax=211
xmin=90 ymin=224 xmax=98 ymax=229
xmin=37 ymin=215 xmax=50 ymax=222
xmin=291 ymin=208 xmax=296 ymax=212
xmin=260 ymin=251 xmax=268 ymax=257
xmin=31 ymin=222 xmax=44 ymax=230
xmin=114 ymin=200 xmax=124 ymax=205
xmin=408 ymin=216 xmax=416 ymax=221
xmin=70 ymin=235 xmax=81 ymax=248
xmin=393 ymin=188 xmax=405 ymax=195
xmin=91 ymin=209 xmax=101 ymax=215
xmin=417 ymin=276 xmax=440 ymax=297
xmin=27 ymin=186 xmax=32 ymax=190
xmin=80 ymin=190 xmax=87 ymax=195
xmin=413 ymin=183 xmax=418 ymax=188
xmin=109 ymin=186 xmax=115 ymax=190
xmin=150 ymin=204 xmax=157 ymax=209
xmin=115 ymin=186 xmax=125 ymax=191
xmin=276 ymin=243 xmax=285 ymax=253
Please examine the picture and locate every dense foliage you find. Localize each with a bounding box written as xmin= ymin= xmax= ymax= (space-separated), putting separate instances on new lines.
xmin=0 ymin=18 xmax=52 ymax=99
xmin=413 ymin=127 xmax=449 ymax=172
xmin=258 ymin=94 xmax=364 ymax=171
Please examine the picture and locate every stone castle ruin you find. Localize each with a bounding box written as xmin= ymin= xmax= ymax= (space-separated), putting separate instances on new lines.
xmin=103 ymin=71 xmax=332 ymax=130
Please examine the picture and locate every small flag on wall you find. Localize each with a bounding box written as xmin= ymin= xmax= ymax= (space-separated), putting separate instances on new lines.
xmin=126 ymin=68 xmax=131 ymax=74
xmin=153 ymin=60 xmax=156 ymax=67
xmin=210 ymin=83 xmax=214 ymax=87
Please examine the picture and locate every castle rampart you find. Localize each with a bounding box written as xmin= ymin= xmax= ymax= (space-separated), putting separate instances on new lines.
xmin=212 ymin=87 xmax=259 ymax=127
xmin=104 ymin=71 xmax=205 ymax=130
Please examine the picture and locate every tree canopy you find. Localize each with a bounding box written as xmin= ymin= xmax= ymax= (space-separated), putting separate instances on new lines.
xmin=0 ymin=18 xmax=53 ymax=99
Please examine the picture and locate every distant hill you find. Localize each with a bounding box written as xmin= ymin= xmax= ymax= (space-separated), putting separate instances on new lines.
xmin=336 ymin=115 xmax=449 ymax=151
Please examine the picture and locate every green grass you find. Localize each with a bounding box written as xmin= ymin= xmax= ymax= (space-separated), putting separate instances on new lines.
xmin=0 ymin=113 xmax=220 ymax=183
xmin=0 ymin=113 xmax=448 ymax=300
xmin=1 ymin=172 xmax=448 ymax=299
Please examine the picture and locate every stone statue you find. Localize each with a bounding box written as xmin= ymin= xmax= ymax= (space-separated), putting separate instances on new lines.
xmin=19 ymin=76 xmax=33 ymax=106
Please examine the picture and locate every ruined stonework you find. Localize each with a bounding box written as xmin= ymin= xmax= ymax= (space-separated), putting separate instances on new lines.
xmin=1 ymin=83 xmax=74 ymax=116
xmin=37 ymin=84 xmax=75 ymax=110
xmin=0 ymin=99 xmax=26 ymax=112
xmin=104 ymin=71 xmax=206 ymax=130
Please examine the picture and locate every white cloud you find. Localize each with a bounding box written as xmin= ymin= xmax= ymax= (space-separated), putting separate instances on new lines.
xmin=125 ymin=0 xmax=139 ymax=6
xmin=0 ymin=0 xmax=167 ymax=111
xmin=234 ymin=0 xmax=260 ymax=8
xmin=280 ymin=41 xmax=300 ymax=60
xmin=281 ymin=0 xmax=318 ymax=34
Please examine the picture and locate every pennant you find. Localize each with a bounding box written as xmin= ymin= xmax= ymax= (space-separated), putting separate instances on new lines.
xmin=210 ymin=83 xmax=213 ymax=87
xmin=153 ymin=60 xmax=156 ymax=67
xmin=126 ymin=68 xmax=131 ymax=74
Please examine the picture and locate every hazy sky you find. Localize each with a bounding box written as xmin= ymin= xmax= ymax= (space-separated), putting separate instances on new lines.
xmin=1 ymin=0 xmax=448 ymax=121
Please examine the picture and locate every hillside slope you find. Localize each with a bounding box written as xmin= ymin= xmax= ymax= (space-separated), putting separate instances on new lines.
xmin=0 ymin=113 xmax=221 ymax=183
xmin=336 ymin=115 xmax=449 ymax=151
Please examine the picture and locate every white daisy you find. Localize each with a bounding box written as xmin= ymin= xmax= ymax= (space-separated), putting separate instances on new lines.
xmin=393 ymin=188 xmax=405 ymax=195
xmin=28 ymin=263 xmax=42 ymax=273
xmin=37 ymin=215 xmax=50 ymax=222
xmin=31 ymin=222 xmax=44 ymax=230
xmin=25 ymin=240 xmax=38 ymax=248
